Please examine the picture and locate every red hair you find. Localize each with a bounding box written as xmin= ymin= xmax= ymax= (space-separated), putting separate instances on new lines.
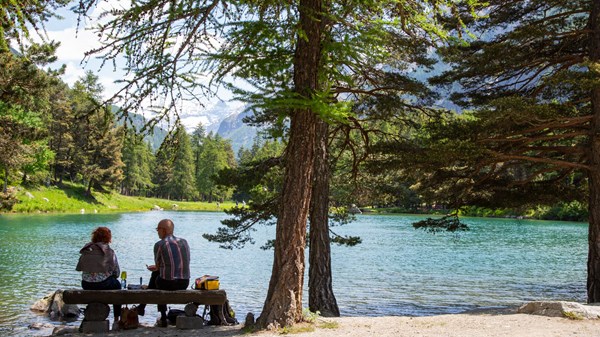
xmin=91 ymin=227 xmax=112 ymax=244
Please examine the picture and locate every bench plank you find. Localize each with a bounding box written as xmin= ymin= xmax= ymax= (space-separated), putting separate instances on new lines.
xmin=63 ymin=289 xmax=226 ymax=305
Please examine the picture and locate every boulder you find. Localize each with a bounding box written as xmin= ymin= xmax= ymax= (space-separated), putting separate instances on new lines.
xmin=32 ymin=290 xmax=80 ymax=321
xmin=244 ymin=312 xmax=255 ymax=327
xmin=30 ymin=291 xmax=55 ymax=312
xmin=517 ymin=301 xmax=600 ymax=319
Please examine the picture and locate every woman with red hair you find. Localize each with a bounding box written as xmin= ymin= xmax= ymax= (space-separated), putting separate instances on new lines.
xmin=76 ymin=227 xmax=122 ymax=327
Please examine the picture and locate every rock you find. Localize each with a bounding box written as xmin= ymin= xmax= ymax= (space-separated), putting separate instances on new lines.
xmin=25 ymin=192 xmax=35 ymax=199
xmin=184 ymin=303 xmax=198 ymax=317
xmin=48 ymin=290 xmax=80 ymax=321
xmin=244 ymin=312 xmax=255 ymax=327
xmin=28 ymin=322 xmax=54 ymax=330
xmin=172 ymin=204 xmax=179 ymax=209
xmin=30 ymin=291 xmax=55 ymax=312
xmin=176 ymin=316 xmax=204 ymax=329
xmin=152 ymin=205 xmax=163 ymax=211
xmin=52 ymin=326 xmax=79 ymax=336
xmin=517 ymin=301 xmax=600 ymax=319
xmin=42 ymin=197 xmax=49 ymax=202
xmin=349 ymin=204 xmax=362 ymax=214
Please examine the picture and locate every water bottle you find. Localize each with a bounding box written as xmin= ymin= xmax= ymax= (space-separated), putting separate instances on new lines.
xmin=120 ymin=271 xmax=127 ymax=289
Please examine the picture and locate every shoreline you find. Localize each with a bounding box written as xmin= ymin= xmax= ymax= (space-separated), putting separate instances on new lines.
xmin=46 ymin=309 xmax=600 ymax=337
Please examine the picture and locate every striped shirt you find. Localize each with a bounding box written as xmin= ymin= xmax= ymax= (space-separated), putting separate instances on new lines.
xmin=154 ymin=235 xmax=190 ymax=280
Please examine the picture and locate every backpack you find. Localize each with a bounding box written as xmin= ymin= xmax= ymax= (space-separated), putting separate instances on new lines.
xmin=203 ymin=300 xmax=238 ymax=325
xmin=166 ymin=308 xmax=186 ymax=325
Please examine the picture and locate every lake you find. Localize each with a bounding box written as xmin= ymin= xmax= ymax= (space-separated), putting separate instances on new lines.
xmin=0 ymin=211 xmax=587 ymax=336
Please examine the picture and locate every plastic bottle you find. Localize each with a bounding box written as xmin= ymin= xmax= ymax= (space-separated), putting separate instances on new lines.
xmin=120 ymin=271 xmax=127 ymax=289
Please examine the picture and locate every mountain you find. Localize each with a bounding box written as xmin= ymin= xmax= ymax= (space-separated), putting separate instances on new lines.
xmin=216 ymin=108 xmax=259 ymax=155
xmin=113 ymin=107 xmax=168 ymax=151
xmin=180 ymin=100 xmax=245 ymax=135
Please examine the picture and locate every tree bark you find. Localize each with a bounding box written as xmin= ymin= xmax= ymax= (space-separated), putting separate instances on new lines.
xmin=257 ymin=0 xmax=323 ymax=328
xmin=309 ymin=119 xmax=340 ymax=317
xmin=587 ymin=0 xmax=600 ymax=303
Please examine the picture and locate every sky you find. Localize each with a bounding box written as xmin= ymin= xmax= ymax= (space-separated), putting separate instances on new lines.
xmin=44 ymin=2 xmax=126 ymax=100
xmin=40 ymin=1 xmax=243 ymax=127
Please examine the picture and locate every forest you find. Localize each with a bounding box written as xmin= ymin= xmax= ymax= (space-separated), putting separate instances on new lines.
xmin=1 ymin=0 xmax=599 ymax=330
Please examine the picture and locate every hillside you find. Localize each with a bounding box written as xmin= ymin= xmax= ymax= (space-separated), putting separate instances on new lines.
xmin=10 ymin=183 xmax=232 ymax=214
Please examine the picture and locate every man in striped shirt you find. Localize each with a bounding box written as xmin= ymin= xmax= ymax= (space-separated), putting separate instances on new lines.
xmin=136 ymin=219 xmax=190 ymax=327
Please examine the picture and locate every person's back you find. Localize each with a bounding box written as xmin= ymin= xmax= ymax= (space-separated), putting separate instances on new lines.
xmin=154 ymin=234 xmax=190 ymax=281
xmin=137 ymin=219 xmax=190 ymax=327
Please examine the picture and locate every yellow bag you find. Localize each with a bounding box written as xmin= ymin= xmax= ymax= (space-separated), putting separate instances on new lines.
xmin=194 ymin=275 xmax=219 ymax=290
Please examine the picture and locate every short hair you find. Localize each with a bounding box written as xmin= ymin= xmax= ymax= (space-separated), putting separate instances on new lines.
xmin=91 ymin=227 xmax=112 ymax=244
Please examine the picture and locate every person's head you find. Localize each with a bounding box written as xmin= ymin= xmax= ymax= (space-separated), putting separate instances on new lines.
xmin=156 ymin=219 xmax=174 ymax=239
xmin=91 ymin=226 xmax=112 ymax=244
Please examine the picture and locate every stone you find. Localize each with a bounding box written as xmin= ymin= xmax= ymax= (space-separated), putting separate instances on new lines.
xmin=79 ymin=320 xmax=109 ymax=333
xmin=49 ymin=290 xmax=80 ymax=320
xmin=28 ymin=322 xmax=54 ymax=330
xmin=517 ymin=301 xmax=600 ymax=319
xmin=176 ymin=316 xmax=204 ymax=329
xmin=30 ymin=291 xmax=55 ymax=312
xmin=244 ymin=312 xmax=255 ymax=327
xmin=83 ymin=302 xmax=110 ymax=321
xmin=51 ymin=326 xmax=79 ymax=336
xmin=25 ymin=192 xmax=34 ymax=199
xmin=184 ymin=303 xmax=198 ymax=316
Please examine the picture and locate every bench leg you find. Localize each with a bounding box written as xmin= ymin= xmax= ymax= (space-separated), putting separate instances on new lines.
xmin=79 ymin=303 xmax=110 ymax=333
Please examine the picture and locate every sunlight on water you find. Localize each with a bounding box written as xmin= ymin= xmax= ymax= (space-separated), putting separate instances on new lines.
xmin=0 ymin=212 xmax=587 ymax=336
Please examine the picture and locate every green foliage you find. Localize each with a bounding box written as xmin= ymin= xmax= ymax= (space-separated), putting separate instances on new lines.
xmin=169 ymin=124 xmax=197 ymax=200
xmin=194 ymin=130 xmax=236 ymax=202
xmin=0 ymin=46 xmax=59 ymax=190
xmin=121 ymin=129 xmax=155 ymax=195
xmin=301 ymin=308 xmax=319 ymax=323
xmin=0 ymin=0 xmax=70 ymax=51
xmin=562 ymin=311 xmax=584 ymax=320
xmin=0 ymin=187 xmax=18 ymax=210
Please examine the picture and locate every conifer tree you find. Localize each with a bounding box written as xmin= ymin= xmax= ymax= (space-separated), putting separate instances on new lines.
xmin=78 ymin=0 xmax=479 ymax=327
xmin=169 ymin=124 xmax=197 ymax=200
xmin=121 ymin=129 xmax=154 ymax=196
xmin=69 ymin=71 xmax=124 ymax=193
xmin=0 ymin=43 xmax=59 ymax=190
xmin=375 ymin=0 xmax=600 ymax=302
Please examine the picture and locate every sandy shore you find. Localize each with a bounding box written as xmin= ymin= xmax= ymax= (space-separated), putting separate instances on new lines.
xmin=49 ymin=308 xmax=600 ymax=337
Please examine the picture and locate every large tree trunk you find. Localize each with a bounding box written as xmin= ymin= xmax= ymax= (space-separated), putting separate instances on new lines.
xmin=587 ymin=0 xmax=600 ymax=303
xmin=308 ymin=119 xmax=340 ymax=317
xmin=257 ymin=0 xmax=323 ymax=328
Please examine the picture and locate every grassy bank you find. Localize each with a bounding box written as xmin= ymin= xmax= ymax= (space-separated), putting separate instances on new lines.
xmin=6 ymin=184 xmax=232 ymax=214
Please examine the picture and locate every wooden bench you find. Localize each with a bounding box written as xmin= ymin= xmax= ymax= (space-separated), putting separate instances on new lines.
xmin=62 ymin=289 xmax=228 ymax=332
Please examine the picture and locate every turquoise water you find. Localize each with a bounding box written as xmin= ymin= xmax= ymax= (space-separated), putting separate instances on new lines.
xmin=0 ymin=212 xmax=587 ymax=336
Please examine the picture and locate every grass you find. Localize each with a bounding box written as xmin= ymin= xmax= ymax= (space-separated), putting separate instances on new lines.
xmin=8 ymin=183 xmax=234 ymax=214
xmin=563 ymin=311 xmax=584 ymax=320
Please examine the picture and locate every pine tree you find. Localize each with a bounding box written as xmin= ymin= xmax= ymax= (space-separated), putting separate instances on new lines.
xmin=121 ymin=129 xmax=154 ymax=196
xmin=169 ymin=124 xmax=197 ymax=200
xmin=77 ymin=0 xmax=479 ymax=327
xmin=383 ymin=0 xmax=600 ymax=302
xmin=69 ymin=71 xmax=124 ymax=194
